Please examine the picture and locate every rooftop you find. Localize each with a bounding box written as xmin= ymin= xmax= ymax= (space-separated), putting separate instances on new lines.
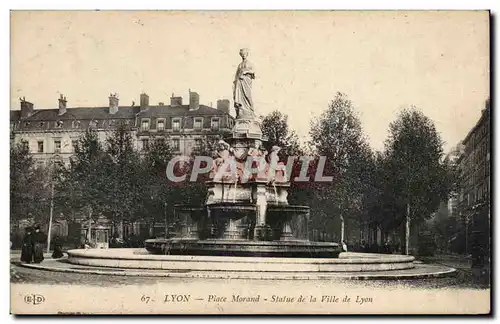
xmin=11 ymin=104 xmax=228 ymax=122
xmin=462 ymin=99 xmax=490 ymax=145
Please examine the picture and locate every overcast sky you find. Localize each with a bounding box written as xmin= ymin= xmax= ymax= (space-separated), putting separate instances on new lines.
xmin=10 ymin=11 xmax=489 ymax=152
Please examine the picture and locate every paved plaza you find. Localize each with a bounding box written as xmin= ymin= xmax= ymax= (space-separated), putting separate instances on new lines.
xmin=10 ymin=251 xmax=488 ymax=290
xmin=10 ymin=250 xmax=490 ymax=315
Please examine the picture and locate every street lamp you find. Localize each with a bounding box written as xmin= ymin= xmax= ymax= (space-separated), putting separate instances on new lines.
xmin=46 ymin=173 xmax=55 ymax=253
xmin=164 ymin=202 xmax=168 ymax=238
xmin=46 ymin=142 xmax=68 ymax=253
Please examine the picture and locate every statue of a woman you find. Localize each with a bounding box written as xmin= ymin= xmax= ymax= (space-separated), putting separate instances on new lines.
xmin=233 ymin=48 xmax=255 ymax=119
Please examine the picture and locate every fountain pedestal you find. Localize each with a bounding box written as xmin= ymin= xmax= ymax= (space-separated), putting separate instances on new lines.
xmin=253 ymin=184 xmax=268 ymax=240
xmin=280 ymin=220 xmax=295 ymax=241
xmin=222 ymin=217 xmax=248 ymax=240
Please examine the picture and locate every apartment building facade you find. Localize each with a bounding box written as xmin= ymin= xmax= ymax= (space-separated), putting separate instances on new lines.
xmin=10 ymin=91 xmax=235 ymax=244
xmin=10 ymin=91 xmax=234 ymax=167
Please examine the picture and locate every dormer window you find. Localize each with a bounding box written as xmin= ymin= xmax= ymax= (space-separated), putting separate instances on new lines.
xmin=211 ymin=117 xmax=220 ymax=130
xmin=24 ymin=121 xmax=30 ymax=127
xmin=172 ymin=118 xmax=181 ymax=132
xmin=72 ymin=120 xmax=81 ymax=128
xmin=40 ymin=122 xmax=45 ymax=128
xmin=157 ymin=119 xmax=165 ymax=131
xmin=56 ymin=120 xmax=63 ymax=128
xmin=141 ymin=119 xmax=150 ymax=131
xmin=194 ymin=117 xmax=203 ymax=130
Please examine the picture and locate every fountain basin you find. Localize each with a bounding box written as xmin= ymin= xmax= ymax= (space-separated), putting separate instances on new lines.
xmin=144 ymin=238 xmax=342 ymax=258
xmin=66 ymin=248 xmax=416 ymax=272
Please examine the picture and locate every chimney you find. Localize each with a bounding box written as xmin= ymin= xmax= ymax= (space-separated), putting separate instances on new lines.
xmin=140 ymin=93 xmax=149 ymax=111
xmin=170 ymin=93 xmax=183 ymax=106
xmin=109 ymin=93 xmax=119 ymax=114
xmin=19 ymin=97 xmax=34 ymax=118
xmin=217 ymin=99 xmax=230 ymax=113
xmin=58 ymin=94 xmax=67 ymax=115
xmin=189 ymin=91 xmax=200 ymax=110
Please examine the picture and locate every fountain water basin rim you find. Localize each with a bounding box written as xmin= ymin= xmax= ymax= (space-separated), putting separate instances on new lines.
xmin=66 ymin=248 xmax=415 ymax=266
xmin=65 ymin=248 xmax=416 ymax=272
xmin=143 ymin=238 xmax=342 ymax=258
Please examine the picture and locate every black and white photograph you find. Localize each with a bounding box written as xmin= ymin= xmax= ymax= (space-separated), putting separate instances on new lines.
xmin=8 ymin=10 xmax=491 ymax=315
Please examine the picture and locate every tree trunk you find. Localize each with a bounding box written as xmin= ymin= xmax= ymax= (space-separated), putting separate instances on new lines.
xmin=340 ymin=215 xmax=345 ymax=242
xmin=87 ymin=207 xmax=92 ymax=243
xmin=119 ymin=218 xmax=124 ymax=240
xmin=47 ymin=181 xmax=55 ymax=253
xmin=14 ymin=219 xmax=21 ymax=235
xmin=406 ymin=202 xmax=410 ymax=255
xmin=149 ymin=220 xmax=155 ymax=238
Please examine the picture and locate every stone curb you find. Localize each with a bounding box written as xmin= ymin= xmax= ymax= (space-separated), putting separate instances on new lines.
xmin=66 ymin=249 xmax=415 ymax=264
xmin=19 ymin=261 xmax=457 ymax=281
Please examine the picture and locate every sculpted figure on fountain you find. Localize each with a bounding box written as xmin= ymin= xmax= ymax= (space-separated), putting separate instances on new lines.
xmin=233 ymin=48 xmax=255 ymax=120
xmin=211 ymin=140 xmax=237 ymax=182
xmin=266 ymin=146 xmax=282 ymax=184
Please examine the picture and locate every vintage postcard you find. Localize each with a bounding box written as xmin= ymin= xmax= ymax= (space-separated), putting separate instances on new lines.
xmin=9 ymin=10 xmax=491 ymax=315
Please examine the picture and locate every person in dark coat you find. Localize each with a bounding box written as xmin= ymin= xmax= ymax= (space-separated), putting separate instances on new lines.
xmin=32 ymin=225 xmax=47 ymax=263
xmin=20 ymin=227 xmax=34 ymax=263
xmin=51 ymin=235 xmax=64 ymax=259
xmin=360 ymin=240 xmax=367 ymax=252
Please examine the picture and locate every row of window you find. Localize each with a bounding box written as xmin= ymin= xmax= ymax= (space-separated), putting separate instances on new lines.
xmin=461 ymin=160 xmax=490 ymax=188
xmin=473 ymin=121 xmax=489 ymax=146
xmin=464 ymin=116 xmax=489 ymax=151
xmin=17 ymin=116 xmax=228 ymax=132
xmin=459 ymin=179 xmax=490 ymax=204
xmin=22 ymin=120 xmax=86 ymax=129
xmin=461 ymin=185 xmax=489 ymax=207
xmin=474 ymin=140 xmax=489 ymax=165
xmin=33 ymin=139 xmax=78 ymax=153
xmin=141 ymin=117 xmax=221 ymax=132
xmin=32 ymin=137 xmax=201 ymax=154
xmin=140 ymin=138 xmax=203 ymax=152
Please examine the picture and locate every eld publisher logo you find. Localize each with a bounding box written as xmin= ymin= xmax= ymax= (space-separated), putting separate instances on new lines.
xmin=24 ymin=294 xmax=45 ymax=305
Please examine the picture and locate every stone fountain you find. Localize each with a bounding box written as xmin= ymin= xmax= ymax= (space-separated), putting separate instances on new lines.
xmin=144 ymin=48 xmax=341 ymax=258
xmin=41 ymin=49 xmax=454 ymax=280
